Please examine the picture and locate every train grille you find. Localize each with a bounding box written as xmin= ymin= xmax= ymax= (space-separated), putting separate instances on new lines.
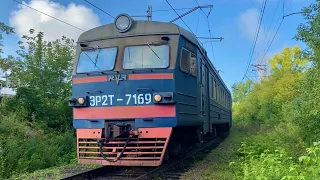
xmin=78 ymin=138 xmax=167 ymax=165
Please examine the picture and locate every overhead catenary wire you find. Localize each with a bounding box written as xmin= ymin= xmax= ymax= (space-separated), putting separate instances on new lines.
xmin=185 ymin=9 xmax=201 ymax=25
xmin=256 ymin=0 xmax=281 ymax=65
xmin=194 ymin=0 xmax=216 ymax=64
xmin=165 ymin=0 xmax=197 ymax=38
xmin=260 ymin=0 xmax=294 ymax=66
xmin=83 ymin=0 xmax=115 ymax=19
xmin=13 ymin=0 xmax=85 ymax=32
xmin=241 ymin=0 xmax=268 ymax=81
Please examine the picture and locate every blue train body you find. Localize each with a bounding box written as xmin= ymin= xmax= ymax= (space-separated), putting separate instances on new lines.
xmin=69 ymin=14 xmax=232 ymax=166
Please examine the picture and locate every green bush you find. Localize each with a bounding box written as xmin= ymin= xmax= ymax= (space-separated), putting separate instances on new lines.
xmin=231 ymin=141 xmax=320 ymax=180
xmin=0 ymin=112 xmax=76 ymax=178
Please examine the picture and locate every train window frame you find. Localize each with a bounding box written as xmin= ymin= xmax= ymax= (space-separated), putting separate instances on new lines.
xmin=179 ymin=47 xmax=197 ymax=77
xmin=76 ymin=46 xmax=118 ymax=74
xmin=122 ymin=44 xmax=171 ymax=70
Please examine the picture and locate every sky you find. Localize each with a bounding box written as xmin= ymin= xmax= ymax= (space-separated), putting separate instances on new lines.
xmin=0 ymin=0 xmax=314 ymax=90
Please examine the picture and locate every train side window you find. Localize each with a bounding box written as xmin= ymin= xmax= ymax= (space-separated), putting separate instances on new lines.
xmin=180 ymin=48 xmax=190 ymax=73
xmin=222 ymin=88 xmax=223 ymax=104
xmin=224 ymin=91 xmax=226 ymax=107
xmin=211 ymin=75 xmax=214 ymax=99
xmin=225 ymin=93 xmax=227 ymax=107
xmin=217 ymin=85 xmax=220 ymax=103
xmin=223 ymin=89 xmax=225 ymax=105
xmin=223 ymin=91 xmax=225 ymax=107
xmin=190 ymin=53 xmax=197 ymax=76
xmin=219 ymin=87 xmax=221 ymax=104
xmin=222 ymin=90 xmax=224 ymax=106
xmin=214 ymin=80 xmax=217 ymax=100
xmin=209 ymin=75 xmax=212 ymax=99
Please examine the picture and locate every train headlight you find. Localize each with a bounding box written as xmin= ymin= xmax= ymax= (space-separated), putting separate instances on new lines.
xmin=154 ymin=94 xmax=162 ymax=102
xmin=77 ymin=97 xmax=85 ymax=105
xmin=114 ymin=13 xmax=133 ymax=33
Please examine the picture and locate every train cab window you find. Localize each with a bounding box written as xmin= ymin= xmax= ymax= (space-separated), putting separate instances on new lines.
xmin=180 ymin=48 xmax=197 ymax=76
xmin=123 ymin=45 xmax=169 ymax=69
xmin=77 ymin=47 xmax=117 ymax=73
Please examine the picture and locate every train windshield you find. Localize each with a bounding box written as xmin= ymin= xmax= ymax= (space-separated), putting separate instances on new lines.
xmin=77 ymin=47 xmax=117 ymax=73
xmin=123 ymin=45 xmax=169 ymax=69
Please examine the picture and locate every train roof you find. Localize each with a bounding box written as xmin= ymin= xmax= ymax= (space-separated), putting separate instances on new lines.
xmin=77 ymin=20 xmax=230 ymax=94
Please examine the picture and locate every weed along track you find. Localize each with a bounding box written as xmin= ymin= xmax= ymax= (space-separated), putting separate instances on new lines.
xmin=62 ymin=132 xmax=228 ymax=180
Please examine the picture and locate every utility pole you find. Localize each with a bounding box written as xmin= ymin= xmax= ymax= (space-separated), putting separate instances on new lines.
xmin=147 ymin=5 xmax=152 ymax=21
xmin=252 ymin=64 xmax=267 ymax=81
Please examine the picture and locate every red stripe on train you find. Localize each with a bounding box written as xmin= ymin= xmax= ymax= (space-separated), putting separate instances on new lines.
xmin=128 ymin=73 xmax=173 ymax=80
xmin=73 ymin=76 xmax=108 ymax=84
xmin=73 ymin=105 xmax=176 ymax=119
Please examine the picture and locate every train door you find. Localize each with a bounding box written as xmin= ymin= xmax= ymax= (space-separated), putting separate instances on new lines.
xmin=200 ymin=59 xmax=209 ymax=134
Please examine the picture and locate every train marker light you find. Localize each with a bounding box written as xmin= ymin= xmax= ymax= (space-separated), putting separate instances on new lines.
xmin=154 ymin=94 xmax=162 ymax=102
xmin=114 ymin=13 xmax=133 ymax=33
xmin=77 ymin=97 xmax=85 ymax=105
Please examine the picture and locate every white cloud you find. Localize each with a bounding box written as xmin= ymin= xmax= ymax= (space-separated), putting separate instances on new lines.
xmin=238 ymin=8 xmax=263 ymax=40
xmin=9 ymin=0 xmax=101 ymax=42
xmin=237 ymin=8 xmax=266 ymax=45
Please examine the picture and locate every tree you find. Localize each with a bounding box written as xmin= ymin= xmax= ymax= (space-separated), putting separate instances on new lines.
xmin=295 ymin=0 xmax=320 ymax=64
xmin=289 ymin=0 xmax=320 ymax=142
xmin=232 ymin=80 xmax=253 ymax=103
xmin=0 ymin=22 xmax=14 ymax=54
xmin=232 ymin=46 xmax=307 ymax=124
xmin=0 ymin=29 xmax=75 ymax=131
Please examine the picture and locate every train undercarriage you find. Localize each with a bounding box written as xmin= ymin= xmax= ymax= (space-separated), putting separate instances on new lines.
xmin=76 ymin=122 xmax=230 ymax=166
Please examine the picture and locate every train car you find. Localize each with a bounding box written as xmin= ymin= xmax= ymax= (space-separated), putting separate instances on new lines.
xmin=68 ymin=13 xmax=232 ymax=167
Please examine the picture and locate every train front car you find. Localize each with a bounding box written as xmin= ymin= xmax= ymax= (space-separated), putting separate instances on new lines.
xmin=69 ymin=14 xmax=178 ymax=166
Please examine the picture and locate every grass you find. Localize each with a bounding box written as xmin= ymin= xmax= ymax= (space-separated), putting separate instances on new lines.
xmin=9 ymin=163 xmax=101 ymax=180
xmin=180 ymin=123 xmax=258 ymax=180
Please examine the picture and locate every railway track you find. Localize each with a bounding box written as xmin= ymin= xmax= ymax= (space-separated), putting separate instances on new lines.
xmin=62 ymin=132 xmax=228 ymax=180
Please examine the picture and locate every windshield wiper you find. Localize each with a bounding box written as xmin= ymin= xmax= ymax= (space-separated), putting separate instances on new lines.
xmin=146 ymin=42 xmax=161 ymax=60
xmin=83 ymin=51 xmax=101 ymax=70
xmin=94 ymin=48 xmax=101 ymax=68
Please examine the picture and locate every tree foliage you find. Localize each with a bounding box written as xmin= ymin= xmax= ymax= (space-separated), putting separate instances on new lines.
xmin=233 ymin=46 xmax=307 ymax=125
xmin=0 ymin=29 xmax=74 ymax=131
xmin=0 ymin=22 xmax=14 ymax=54
xmin=0 ymin=25 xmax=76 ymax=178
xmin=232 ymin=1 xmax=320 ymax=178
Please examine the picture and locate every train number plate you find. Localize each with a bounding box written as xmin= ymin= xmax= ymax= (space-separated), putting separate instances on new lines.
xmin=89 ymin=93 xmax=152 ymax=106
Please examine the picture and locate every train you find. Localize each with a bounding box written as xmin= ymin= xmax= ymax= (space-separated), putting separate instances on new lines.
xmin=68 ymin=13 xmax=232 ymax=166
